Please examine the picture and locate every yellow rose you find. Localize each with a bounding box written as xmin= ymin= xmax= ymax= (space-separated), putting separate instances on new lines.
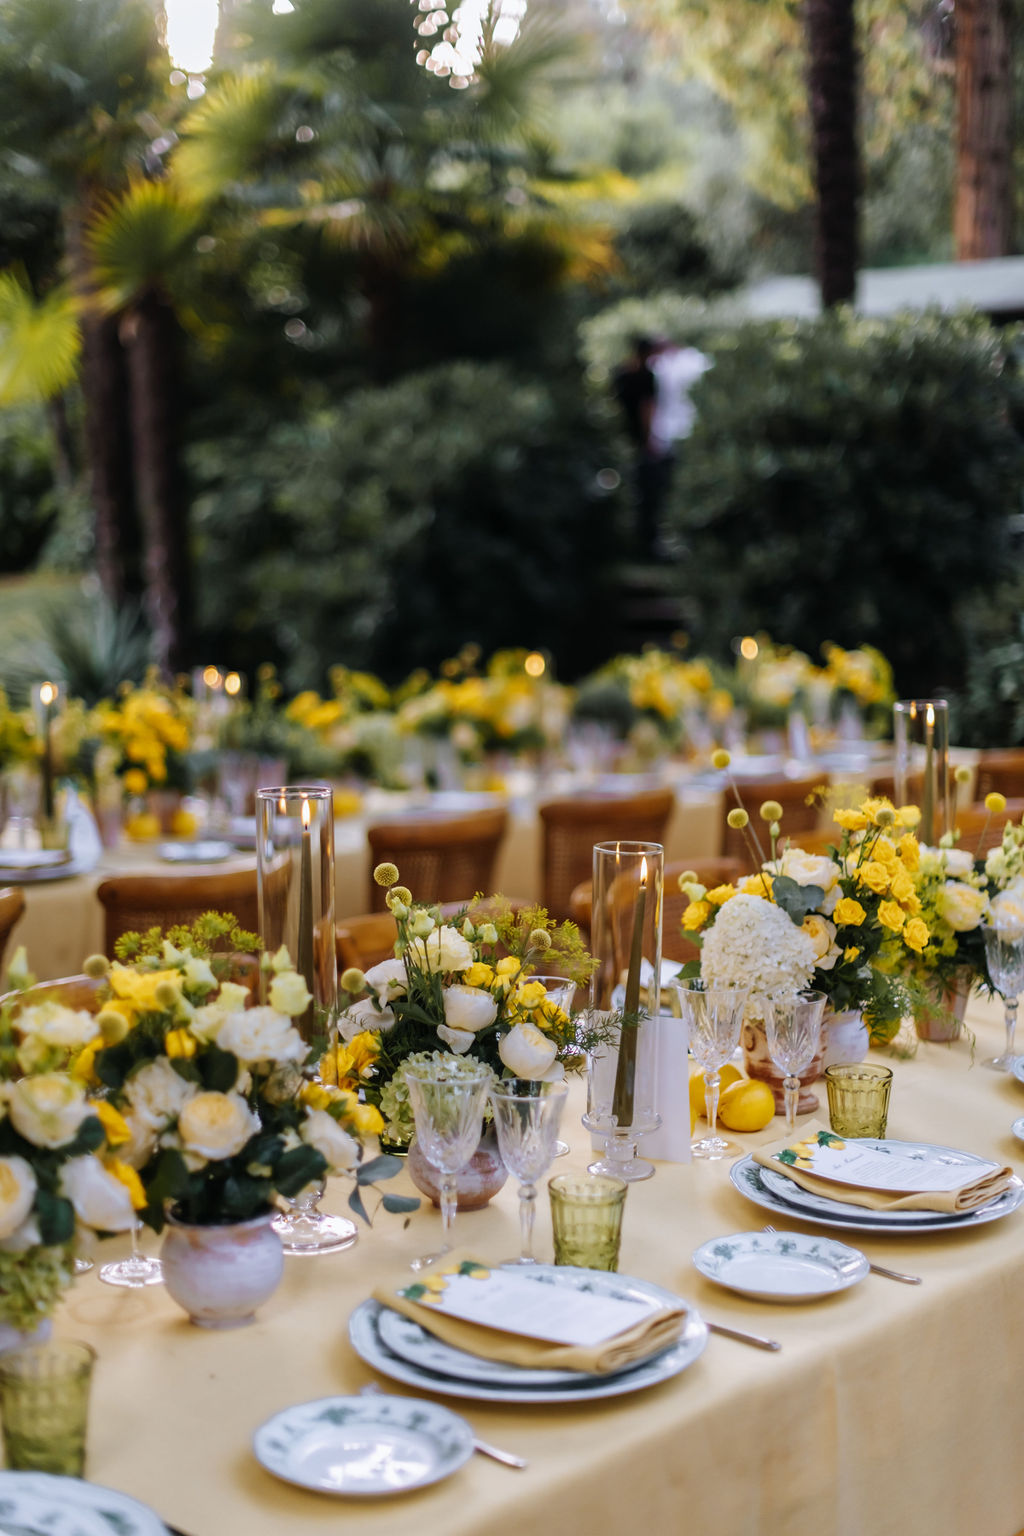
xmin=705 ymin=884 xmax=737 ymax=907
xmin=833 ymin=897 xmax=867 ymax=927
xmin=352 ymin=1102 xmax=385 ymax=1137
xmin=903 ymin=917 xmax=929 ymax=953
xmin=122 ymin=767 xmax=148 ymax=796
xmin=739 ymin=872 xmax=775 ymax=900
xmin=682 ymin=900 xmax=711 ymax=932
xmin=877 ymin=900 xmax=906 ymax=932
xmin=889 ymin=868 xmax=916 ymax=905
xmin=843 ymin=946 xmax=861 ymax=962
xmin=71 ymin=1041 xmax=101 ymax=1086
xmin=300 ymin=1082 xmax=333 ymax=1112
xmin=834 ymin=809 xmax=869 ymax=832
xmin=856 ymin=862 xmax=890 ymax=895
xmin=107 ymin=1159 xmax=147 ymax=1211
xmin=495 ymin=957 xmax=521 ymax=976
xmin=107 ymin=966 xmax=182 ymax=1012
xmin=872 ymin=837 xmax=897 ymax=867
xmin=164 ymin=1028 xmax=197 ymax=1060
xmin=897 ymin=834 xmax=920 ymax=870
xmin=463 ymin=962 xmax=495 ymax=988
xmin=91 ymin=1101 xmax=131 ymax=1146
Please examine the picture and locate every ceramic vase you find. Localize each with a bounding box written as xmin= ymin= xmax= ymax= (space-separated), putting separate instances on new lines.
xmin=161 ymin=1211 xmax=283 ymax=1329
xmin=741 ymin=1015 xmax=824 ymax=1114
xmin=406 ymin=1127 xmax=508 ymax=1211
xmin=821 ymin=1007 xmax=871 ymax=1068
xmin=915 ymin=973 xmax=972 ymax=1043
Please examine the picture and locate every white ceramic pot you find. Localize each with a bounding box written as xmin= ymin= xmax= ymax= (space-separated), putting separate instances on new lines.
xmin=161 ymin=1211 xmax=283 ymax=1329
xmin=821 ymin=1008 xmax=870 ymax=1070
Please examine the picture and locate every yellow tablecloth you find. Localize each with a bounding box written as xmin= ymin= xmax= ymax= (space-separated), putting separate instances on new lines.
xmin=9 ymin=784 xmax=723 ymax=980
xmin=57 ymin=993 xmax=1024 ymax=1536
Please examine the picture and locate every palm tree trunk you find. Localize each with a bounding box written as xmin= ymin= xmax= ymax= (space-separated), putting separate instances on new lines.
xmin=954 ymin=0 xmax=1013 ymax=260
xmin=122 ymin=289 xmax=191 ymax=674
xmin=805 ymin=0 xmax=861 ymax=309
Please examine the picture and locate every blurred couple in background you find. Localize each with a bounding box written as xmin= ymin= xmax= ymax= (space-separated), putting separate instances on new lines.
xmin=613 ymin=335 xmax=710 ymax=559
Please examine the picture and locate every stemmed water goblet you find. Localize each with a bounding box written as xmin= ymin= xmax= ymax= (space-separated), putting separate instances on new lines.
xmin=982 ymin=927 xmax=1024 ymax=1071
xmin=405 ymin=1058 xmax=493 ymax=1271
xmin=671 ymin=979 xmax=750 ymax=1160
xmin=98 ymin=1221 xmax=162 ymax=1289
xmin=489 ymin=1078 xmax=568 ymax=1263
xmin=765 ymin=988 xmax=827 ymax=1133
xmin=525 ymin=976 xmax=576 ymax=1156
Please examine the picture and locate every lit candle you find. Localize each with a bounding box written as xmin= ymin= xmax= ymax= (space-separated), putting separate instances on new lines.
xmin=38 ymin=681 xmax=57 ymax=824
xmin=922 ymin=702 xmax=935 ymax=846
xmin=297 ymin=796 xmax=315 ymax=1036
xmin=612 ymin=855 xmax=647 ymax=1126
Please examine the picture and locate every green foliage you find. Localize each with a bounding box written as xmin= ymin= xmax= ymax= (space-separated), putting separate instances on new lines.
xmin=112 ymin=913 xmax=261 ymax=964
xmin=0 ymin=1243 xmax=74 ymax=1333
xmin=190 ymin=361 xmax=621 ymax=686
xmin=0 ymin=408 xmax=63 ymax=570
xmin=0 ymin=271 xmax=80 ymax=406
xmin=612 ymin=200 xmax=729 ymax=296
xmin=954 ymin=577 xmax=1024 ymax=747
xmin=0 ymin=586 xmax=151 ymax=708
xmin=665 ymin=310 xmax=1024 ymax=694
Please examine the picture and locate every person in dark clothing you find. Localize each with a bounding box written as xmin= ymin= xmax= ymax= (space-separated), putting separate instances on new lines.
xmin=612 ymin=335 xmax=666 ymax=557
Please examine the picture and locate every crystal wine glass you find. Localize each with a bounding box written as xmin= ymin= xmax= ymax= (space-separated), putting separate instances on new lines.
xmin=983 ymin=927 xmax=1024 ymax=1071
xmin=526 ymin=976 xmax=576 ymax=1156
xmin=765 ymin=989 xmax=827 ymax=1133
xmin=99 ymin=1220 xmax=163 ymax=1289
xmin=489 ymin=1078 xmax=568 ymax=1263
xmin=671 ymin=979 xmax=750 ymax=1160
xmin=405 ymin=1058 xmax=492 ymax=1271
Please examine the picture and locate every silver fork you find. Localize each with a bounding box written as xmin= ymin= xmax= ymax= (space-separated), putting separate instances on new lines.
xmin=360 ymin=1382 xmax=528 ymax=1469
xmin=761 ymin=1224 xmax=922 ymax=1285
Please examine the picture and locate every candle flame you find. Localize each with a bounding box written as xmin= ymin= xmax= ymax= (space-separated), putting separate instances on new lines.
xmin=301 ymin=796 xmax=311 ymax=830
xmin=202 ymin=665 xmax=222 ymax=689
xmin=640 ymin=855 xmax=648 ymax=886
xmin=524 ymin=651 xmax=546 ymax=678
xmin=925 ymin=702 xmax=935 ymax=728
xmin=279 ymin=794 xmax=287 ymax=814
xmin=39 ymin=682 xmax=56 ymax=706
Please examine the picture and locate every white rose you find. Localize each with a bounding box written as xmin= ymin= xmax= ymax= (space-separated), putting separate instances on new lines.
xmin=801 ymin=914 xmax=841 ymax=969
xmin=990 ymin=890 xmax=1024 ymax=941
xmin=442 ymin=985 xmax=498 ymax=1034
xmin=986 ymin=848 xmax=1009 ymax=884
xmin=417 ymin=925 xmax=475 ymax=974
xmin=941 ymin=848 xmax=975 ymax=880
xmin=8 ymin=1075 xmax=89 ymax=1150
xmin=189 ymin=1004 xmax=229 ymax=1043
xmin=59 ymin=1156 xmax=135 ymax=1232
xmin=183 ymin=957 xmax=218 ymax=993
xmin=437 ymin=1025 xmax=475 ymax=1054
xmin=268 ymin=971 xmax=313 ymax=1018
xmin=300 ymin=1109 xmax=360 ymax=1173
xmin=0 ymin=1157 xmax=37 ymax=1240
xmin=16 ymin=1001 xmax=100 ymax=1051
xmin=0 ymin=1215 xmax=42 ymax=1254
xmin=776 ymin=849 xmax=842 ymax=895
xmin=339 ymin=996 xmax=395 ymax=1042
xmin=124 ymin=1058 xmax=197 ymax=1132
xmin=216 ymin=1006 xmax=306 ymax=1065
xmin=363 ymin=958 xmax=408 ymax=1002
xmin=938 ymin=881 xmax=989 ymax=932
xmin=178 ymin=1092 xmax=259 ymax=1161
xmin=498 ymin=1022 xmax=558 ymax=1079
xmin=213 ymin=982 xmax=251 ymax=1013
xmin=119 ymin=1113 xmax=158 ymax=1170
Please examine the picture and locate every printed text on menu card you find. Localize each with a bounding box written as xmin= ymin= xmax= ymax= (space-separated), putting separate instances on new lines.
xmin=774 ymin=1135 xmax=999 ymax=1194
xmin=406 ymin=1270 xmax=661 ymax=1346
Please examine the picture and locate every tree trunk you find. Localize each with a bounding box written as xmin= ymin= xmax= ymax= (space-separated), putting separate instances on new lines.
xmin=122 ymin=289 xmax=191 ymax=675
xmin=954 ymin=0 xmax=1013 ymax=260
xmin=805 ymin=0 xmax=861 ymax=309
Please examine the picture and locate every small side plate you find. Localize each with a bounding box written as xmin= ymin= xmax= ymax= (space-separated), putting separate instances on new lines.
xmin=253 ymin=1394 xmax=474 ymax=1497
xmin=1011 ymin=1115 xmax=1024 ymax=1146
xmin=692 ymin=1230 xmax=869 ymax=1302
xmin=158 ymin=840 xmax=234 ymax=864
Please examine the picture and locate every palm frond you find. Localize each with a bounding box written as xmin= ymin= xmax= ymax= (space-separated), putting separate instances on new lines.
xmin=466 ymin=12 xmax=579 ymax=144
xmin=0 ymin=585 xmax=151 ymax=707
xmin=172 ymin=69 xmax=289 ymax=204
xmin=0 ymin=270 xmax=80 ymax=406
xmin=86 ymin=180 xmax=203 ymax=310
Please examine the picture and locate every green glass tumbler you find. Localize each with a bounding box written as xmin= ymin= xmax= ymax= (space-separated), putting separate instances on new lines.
xmin=0 ymin=1340 xmax=96 ymax=1475
xmin=824 ymin=1063 xmax=893 ymax=1139
xmin=548 ymin=1174 xmax=627 ymax=1271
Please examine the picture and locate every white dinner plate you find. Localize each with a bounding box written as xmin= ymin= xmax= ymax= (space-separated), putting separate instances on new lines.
xmin=376 ymin=1305 xmax=607 ymax=1387
xmin=253 ymin=1393 xmax=474 ymax=1497
xmin=0 ymin=1472 xmax=169 ymax=1536
xmin=1009 ymin=1059 xmax=1024 ymax=1088
xmin=731 ymin=1152 xmax=1024 ymax=1235
xmin=158 ymin=840 xmax=234 ymax=864
xmin=692 ymin=1230 xmax=869 ymax=1301
xmin=758 ymin=1167 xmax=961 ymax=1226
xmin=0 ymin=848 xmax=70 ymax=870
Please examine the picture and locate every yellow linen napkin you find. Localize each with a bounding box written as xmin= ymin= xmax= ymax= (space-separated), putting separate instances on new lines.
xmin=753 ymin=1122 xmax=1014 ymax=1213
xmin=372 ymin=1252 xmax=686 ymax=1375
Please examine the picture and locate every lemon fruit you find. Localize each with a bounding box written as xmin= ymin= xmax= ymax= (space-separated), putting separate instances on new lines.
xmin=688 ymin=1062 xmax=742 ymax=1121
xmin=717 ymin=1079 xmax=777 ymax=1133
xmin=169 ymin=808 xmax=197 ymax=838
xmin=125 ymin=812 xmax=161 ymax=841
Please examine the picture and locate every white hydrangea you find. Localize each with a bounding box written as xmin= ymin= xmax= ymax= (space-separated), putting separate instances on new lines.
xmin=700 ymin=893 xmax=816 ymax=1011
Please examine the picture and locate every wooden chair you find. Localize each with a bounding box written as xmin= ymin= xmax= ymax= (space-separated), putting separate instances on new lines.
xmin=336 ymin=912 xmax=399 ymax=974
xmin=0 ymin=888 xmax=25 ymax=972
xmin=975 ymin=750 xmax=1024 ymax=802
xmin=568 ymin=856 xmax=745 ymax=966
xmin=96 ymin=868 xmax=260 ymax=955
xmin=953 ymin=799 xmax=1024 ymax=858
xmin=720 ymin=773 xmax=827 ymax=862
xmin=538 ymin=788 xmax=675 ymax=925
xmin=365 ymin=808 xmax=508 ymax=913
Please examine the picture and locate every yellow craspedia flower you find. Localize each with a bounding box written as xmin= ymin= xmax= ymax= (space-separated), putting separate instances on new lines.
xmin=705 ymin=884 xmax=737 ymax=907
xmin=340 ymin=967 xmax=366 ymax=994
xmin=985 ymin=792 xmax=1007 ymax=814
xmin=726 ymin=808 xmax=749 ymax=830
xmin=711 ymin=749 xmax=731 ymax=770
xmin=759 ymin=800 xmax=783 ymax=823
xmin=857 ymin=861 xmax=890 ymax=896
xmin=83 ymin=954 xmax=109 ymax=980
xmin=96 ymin=1007 xmax=131 ymax=1043
xmin=122 ymin=767 xmax=148 ymax=796
xmin=91 ymin=1100 xmax=131 ymax=1146
xmin=877 ymin=899 xmax=906 ymax=932
xmin=373 ymin=862 xmax=400 ymax=887
xmin=903 ymin=917 xmax=929 ymax=953
xmin=108 ymin=1159 xmax=147 ymax=1211
xmin=352 ymin=1102 xmax=385 ymax=1137
xmin=843 ymin=946 xmax=861 ymax=963
xmin=897 ymin=834 xmax=920 ymax=870
xmin=682 ymin=900 xmax=711 ymax=931
xmin=834 ymin=809 xmax=869 ymax=832
xmin=954 ymin=765 xmax=973 ymax=786
xmin=528 ymin=929 xmax=552 ymax=950
xmin=386 ymin=886 xmax=413 ymax=910
xmin=833 ymin=897 xmax=867 ymax=927
xmin=874 ymin=806 xmax=895 ymax=828
xmin=164 ymin=1028 xmax=196 ymax=1060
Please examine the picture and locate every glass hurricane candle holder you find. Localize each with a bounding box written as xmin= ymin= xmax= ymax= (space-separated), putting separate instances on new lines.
xmin=894 ymin=699 xmax=950 ymax=845
xmin=257 ymin=785 xmax=353 ymax=1255
xmin=583 ymin=841 xmax=663 ymax=1182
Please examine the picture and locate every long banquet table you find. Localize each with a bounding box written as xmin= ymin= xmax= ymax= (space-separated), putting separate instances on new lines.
xmin=59 ymin=992 xmax=1024 ymax=1536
